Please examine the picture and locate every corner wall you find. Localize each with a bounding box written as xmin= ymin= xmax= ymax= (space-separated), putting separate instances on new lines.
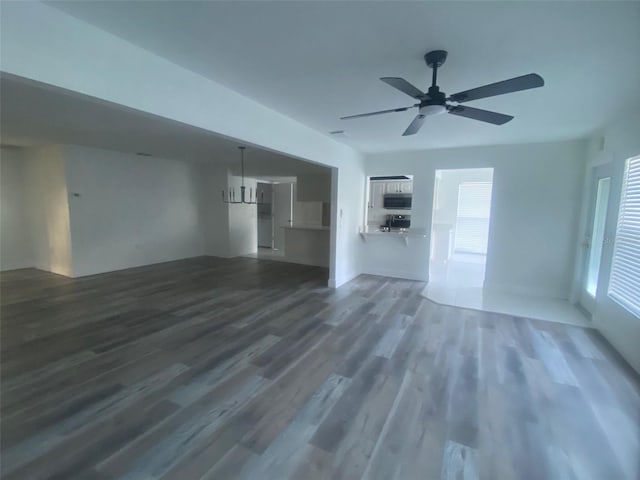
xmin=6 ymin=142 xmax=263 ymax=278
xmin=23 ymin=146 xmax=73 ymax=276
xmin=362 ymin=140 xmax=586 ymax=298
xmin=63 ymin=145 xmax=204 ymax=277
xmin=196 ymin=162 xmax=232 ymax=257
xmin=587 ymin=110 xmax=640 ymax=372
xmin=197 ymin=162 xmax=259 ymax=259
xmin=0 ymin=147 xmax=33 ymax=270
xmin=226 ymin=173 xmax=258 ymax=258
xmin=330 ymin=160 xmax=365 ymax=288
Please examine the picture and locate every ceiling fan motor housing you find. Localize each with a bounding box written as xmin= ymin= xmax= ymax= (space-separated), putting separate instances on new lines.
xmin=420 ymin=50 xmax=449 ymax=116
xmin=420 ymin=86 xmax=447 ymax=115
xmin=424 ymin=50 xmax=448 ymax=69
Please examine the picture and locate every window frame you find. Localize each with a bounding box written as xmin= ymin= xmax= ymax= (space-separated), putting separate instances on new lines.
xmin=607 ymin=155 xmax=640 ymax=318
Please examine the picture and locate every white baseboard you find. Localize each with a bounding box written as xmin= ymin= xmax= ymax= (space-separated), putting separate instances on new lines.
xmin=484 ymin=282 xmax=569 ymax=300
xmin=360 ymin=267 xmax=428 ymax=282
xmin=331 ymin=268 xmax=363 ymax=289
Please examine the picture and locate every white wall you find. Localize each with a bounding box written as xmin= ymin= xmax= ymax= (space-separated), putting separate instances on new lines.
xmin=226 ymin=173 xmax=258 ymax=257
xmin=362 ymin=140 xmax=586 ymax=297
xmin=0 ymin=1 xmax=365 ymax=287
xmin=296 ymin=173 xmax=331 ymax=202
xmin=284 ymin=228 xmax=330 ymax=267
xmin=326 ymin=163 xmax=363 ymax=287
xmin=63 ymin=145 xmax=203 ymax=276
xmin=587 ymin=110 xmax=640 ymax=372
xmin=272 ymin=182 xmax=293 ymax=251
xmin=0 ymin=147 xmax=33 ymax=270
xmin=197 ymin=161 xmax=259 ymax=258
xmin=292 ymin=183 xmax=324 ymax=227
xmin=5 ymin=142 xmax=264 ymax=277
xmin=196 ymin=162 xmax=232 ymax=258
xmin=23 ymin=146 xmax=74 ymax=276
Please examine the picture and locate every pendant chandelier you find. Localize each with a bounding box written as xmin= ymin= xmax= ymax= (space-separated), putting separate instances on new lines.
xmin=221 ymin=146 xmax=265 ymax=204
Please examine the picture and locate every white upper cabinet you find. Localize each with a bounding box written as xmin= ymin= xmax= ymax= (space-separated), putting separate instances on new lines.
xmin=398 ymin=181 xmax=413 ymax=193
xmin=384 ymin=180 xmax=412 ymax=193
xmin=385 ymin=181 xmax=400 ymax=193
xmin=369 ymin=181 xmax=386 ymax=209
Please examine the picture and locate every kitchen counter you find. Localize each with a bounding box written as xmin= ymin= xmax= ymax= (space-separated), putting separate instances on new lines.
xmin=361 ymin=226 xmax=427 ymax=235
xmin=359 ymin=226 xmax=427 ymax=245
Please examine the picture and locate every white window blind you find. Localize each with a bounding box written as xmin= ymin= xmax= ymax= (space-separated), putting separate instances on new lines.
xmin=608 ymin=156 xmax=640 ymax=318
xmin=454 ymin=182 xmax=493 ymax=254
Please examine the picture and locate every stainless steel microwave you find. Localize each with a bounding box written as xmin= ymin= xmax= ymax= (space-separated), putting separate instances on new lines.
xmin=383 ymin=193 xmax=412 ymax=210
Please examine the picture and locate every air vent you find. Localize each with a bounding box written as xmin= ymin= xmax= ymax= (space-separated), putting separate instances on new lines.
xmin=136 ymin=152 xmax=152 ymax=157
xmin=329 ymin=130 xmax=350 ymax=138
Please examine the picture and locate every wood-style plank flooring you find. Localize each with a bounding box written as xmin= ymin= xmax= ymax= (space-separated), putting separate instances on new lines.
xmin=1 ymin=256 xmax=639 ymax=479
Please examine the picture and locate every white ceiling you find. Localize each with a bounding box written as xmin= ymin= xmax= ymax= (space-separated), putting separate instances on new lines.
xmin=0 ymin=74 xmax=329 ymax=177
xmin=49 ymin=0 xmax=640 ymax=153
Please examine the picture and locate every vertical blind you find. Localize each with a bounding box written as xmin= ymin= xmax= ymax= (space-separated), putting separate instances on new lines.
xmin=608 ymin=156 xmax=640 ymax=318
xmin=454 ymin=182 xmax=493 ymax=254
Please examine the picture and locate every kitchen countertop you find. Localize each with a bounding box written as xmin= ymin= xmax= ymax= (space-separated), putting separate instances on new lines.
xmin=358 ymin=227 xmax=428 ymax=246
xmin=360 ymin=226 xmax=427 ymax=236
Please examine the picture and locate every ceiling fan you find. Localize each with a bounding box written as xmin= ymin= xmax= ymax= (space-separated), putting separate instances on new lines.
xmin=341 ymin=50 xmax=544 ymax=136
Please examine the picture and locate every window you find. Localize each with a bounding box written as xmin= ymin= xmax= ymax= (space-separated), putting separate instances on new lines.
xmin=454 ymin=182 xmax=493 ymax=255
xmin=608 ymin=156 xmax=640 ymax=318
xmin=586 ymin=177 xmax=610 ymax=296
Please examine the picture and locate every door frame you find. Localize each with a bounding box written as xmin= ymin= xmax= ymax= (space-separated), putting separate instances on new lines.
xmin=272 ymin=182 xmax=293 ymax=251
xmin=578 ymin=163 xmax=613 ymax=314
xmin=429 ymin=168 xmax=495 ymax=286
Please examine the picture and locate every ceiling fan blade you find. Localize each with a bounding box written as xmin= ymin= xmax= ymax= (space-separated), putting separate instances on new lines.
xmin=448 ymin=73 xmax=544 ymax=103
xmin=341 ymin=105 xmax=417 ymax=120
xmin=402 ymin=113 xmax=427 ymax=136
xmin=380 ymin=77 xmax=426 ymax=99
xmin=447 ymin=105 xmax=513 ymax=125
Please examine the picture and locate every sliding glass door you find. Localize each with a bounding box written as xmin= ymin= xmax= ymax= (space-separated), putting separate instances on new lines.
xmin=580 ymin=164 xmax=612 ymax=314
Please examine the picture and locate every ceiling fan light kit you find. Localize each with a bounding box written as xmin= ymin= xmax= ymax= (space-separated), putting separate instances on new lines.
xmin=421 ymin=104 xmax=446 ymax=116
xmin=341 ymin=50 xmax=544 ymax=136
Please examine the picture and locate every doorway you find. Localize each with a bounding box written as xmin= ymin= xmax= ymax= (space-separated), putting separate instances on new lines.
xmin=272 ymin=182 xmax=293 ymax=252
xmin=257 ymin=182 xmax=274 ymax=249
xmin=429 ymin=168 xmax=494 ymax=287
xmin=254 ymin=181 xmax=293 ymax=260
